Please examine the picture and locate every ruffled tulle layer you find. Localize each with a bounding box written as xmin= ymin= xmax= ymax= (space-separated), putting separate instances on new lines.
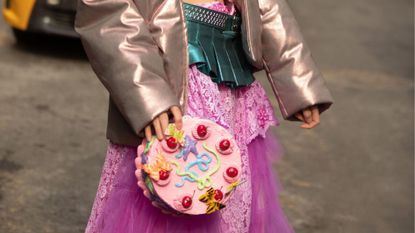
xmin=86 ymin=131 xmax=294 ymax=233
xmin=248 ymin=132 xmax=295 ymax=233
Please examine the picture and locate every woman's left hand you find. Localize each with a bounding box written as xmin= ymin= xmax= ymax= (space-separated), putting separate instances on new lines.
xmin=294 ymin=105 xmax=320 ymax=129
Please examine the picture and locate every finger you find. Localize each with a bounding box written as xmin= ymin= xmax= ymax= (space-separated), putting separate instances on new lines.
xmin=295 ymin=112 xmax=305 ymax=122
xmin=161 ymin=209 xmax=170 ymax=215
xmin=300 ymin=122 xmax=311 ymax=129
xmin=301 ymin=106 xmax=320 ymax=129
xmin=300 ymin=118 xmax=319 ymax=129
xmin=159 ymin=112 xmax=169 ymax=135
xmin=152 ymin=117 xmax=163 ymax=140
xmin=301 ymin=121 xmax=318 ymax=129
xmin=170 ymin=106 xmax=183 ymax=130
xmin=145 ymin=126 xmax=152 ymax=142
xmin=311 ymin=105 xmax=320 ymax=124
xmin=152 ymin=201 xmax=160 ymax=208
xmin=137 ymin=180 xmax=145 ymax=190
xmin=134 ymin=168 xmax=142 ymax=179
xmin=303 ymin=108 xmax=313 ymax=124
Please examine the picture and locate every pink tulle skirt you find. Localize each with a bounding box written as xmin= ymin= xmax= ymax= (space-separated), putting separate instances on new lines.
xmin=85 ymin=131 xmax=295 ymax=233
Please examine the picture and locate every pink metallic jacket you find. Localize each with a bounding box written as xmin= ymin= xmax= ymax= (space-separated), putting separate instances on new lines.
xmin=75 ymin=0 xmax=334 ymax=146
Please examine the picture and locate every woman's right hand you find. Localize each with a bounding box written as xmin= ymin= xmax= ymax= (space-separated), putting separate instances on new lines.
xmin=144 ymin=106 xmax=183 ymax=141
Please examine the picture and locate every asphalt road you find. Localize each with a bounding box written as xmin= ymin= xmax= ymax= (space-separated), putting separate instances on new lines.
xmin=0 ymin=0 xmax=413 ymax=233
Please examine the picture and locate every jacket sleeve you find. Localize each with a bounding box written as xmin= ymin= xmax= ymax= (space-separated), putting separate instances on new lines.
xmin=74 ymin=0 xmax=180 ymax=135
xmin=259 ymin=0 xmax=334 ymax=121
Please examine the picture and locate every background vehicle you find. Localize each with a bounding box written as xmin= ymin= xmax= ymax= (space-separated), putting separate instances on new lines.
xmin=2 ymin=0 xmax=77 ymax=41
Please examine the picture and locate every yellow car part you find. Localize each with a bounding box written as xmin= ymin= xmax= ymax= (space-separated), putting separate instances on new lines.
xmin=3 ymin=0 xmax=36 ymax=30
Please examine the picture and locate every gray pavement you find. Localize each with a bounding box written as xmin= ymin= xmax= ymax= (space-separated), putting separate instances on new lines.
xmin=0 ymin=0 xmax=413 ymax=233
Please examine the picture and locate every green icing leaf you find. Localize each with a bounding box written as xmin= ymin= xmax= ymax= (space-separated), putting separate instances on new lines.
xmin=145 ymin=176 xmax=155 ymax=195
xmin=143 ymin=137 xmax=155 ymax=154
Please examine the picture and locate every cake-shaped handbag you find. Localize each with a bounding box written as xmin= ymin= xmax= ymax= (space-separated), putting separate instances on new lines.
xmin=135 ymin=115 xmax=242 ymax=215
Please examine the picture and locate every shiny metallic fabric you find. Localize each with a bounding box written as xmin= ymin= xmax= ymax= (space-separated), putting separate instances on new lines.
xmin=75 ymin=0 xmax=334 ymax=146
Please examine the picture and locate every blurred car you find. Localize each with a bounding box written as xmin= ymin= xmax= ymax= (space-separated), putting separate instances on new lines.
xmin=2 ymin=0 xmax=78 ymax=41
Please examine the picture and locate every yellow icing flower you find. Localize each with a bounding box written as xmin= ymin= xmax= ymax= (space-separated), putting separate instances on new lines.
xmin=199 ymin=188 xmax=226 ymax=214
xmin=142 ymin=150 xmax=172 ymax=181
xmin=167 ymin=124 xmax=185 ymax=145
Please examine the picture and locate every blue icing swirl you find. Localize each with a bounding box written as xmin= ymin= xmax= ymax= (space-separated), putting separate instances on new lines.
xmin=175 ymin=150 xmax=213 ymax=187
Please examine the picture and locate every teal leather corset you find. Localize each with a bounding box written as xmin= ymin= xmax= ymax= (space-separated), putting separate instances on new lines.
xmin=183 ymin=3 xmax=255 ymax=88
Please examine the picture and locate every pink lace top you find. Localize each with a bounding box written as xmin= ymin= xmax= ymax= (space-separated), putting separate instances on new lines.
xmin=85 ymin=2 xmax=279 ymax=233
xmin=196 ymin=1 xmax=237 ymax=14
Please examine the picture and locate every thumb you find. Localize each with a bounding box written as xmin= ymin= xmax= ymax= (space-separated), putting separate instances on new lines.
xmin=170 ymin=106 xmax=183 ymax=130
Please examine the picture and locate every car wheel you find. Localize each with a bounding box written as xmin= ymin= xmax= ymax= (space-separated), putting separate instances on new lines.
xmin=12 ymin=28 xmax=36 ymax=44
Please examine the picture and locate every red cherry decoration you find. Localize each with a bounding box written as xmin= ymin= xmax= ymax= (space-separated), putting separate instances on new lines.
xmin=219 ymin=139 xmax=231 ymax=151
xmin=159 ymin=169 xmax=170 ymax=180
xmin=226 ymin=167 xmax=238 ymax=178
xmin=197 ymin=125 xmax=208 ymax=137
xmin=182 ymin=196 xmax=193 ymax=208
xmin=166 ymin=137 xmax=178 ymax=149
xmin=213 ymin=189 xmax=223 ymax=201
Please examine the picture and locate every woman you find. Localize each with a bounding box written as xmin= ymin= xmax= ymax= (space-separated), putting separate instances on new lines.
xmin=75 ymin=0 xmax=334 ymax=232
